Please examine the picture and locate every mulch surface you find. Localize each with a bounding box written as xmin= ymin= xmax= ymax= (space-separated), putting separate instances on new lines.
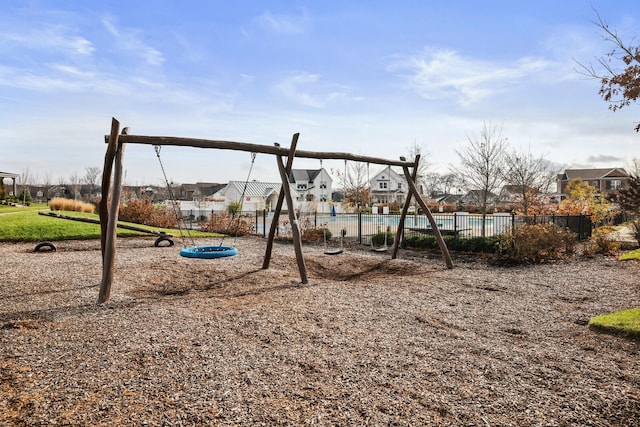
xmin=1 ymin=237 xmax=639 ymax=426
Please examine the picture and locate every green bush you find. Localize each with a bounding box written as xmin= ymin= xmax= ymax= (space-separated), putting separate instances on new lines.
xmin=447 ymin=236 xmax=498 ymax=253
xmin=495 ymin=223 xmax=577 ymax=264
xmin=227 ymin=200 xmax=243 ymax=215
xmin=403 ymin=235 xmax=498 ymax=253
xmin=372 ymin=231 xmax=394 ymax=246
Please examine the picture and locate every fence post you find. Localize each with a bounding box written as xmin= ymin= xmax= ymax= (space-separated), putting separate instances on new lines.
xmin=453 ymin=212 xmax=458 ymax=232
xmin=263 ymin=209 xmax=267 ymax=237
xmin=358 ymin=211 xmax=362 ymax=244
xmin=314 ymin=210 xmax=317 ymax=228
xmin=578 ymin=214 xmax=583 ymax=240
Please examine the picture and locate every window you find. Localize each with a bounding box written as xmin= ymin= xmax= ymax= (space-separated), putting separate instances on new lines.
xmin=320 ymin=182 xmax=327 ymax=189
xmin=397 ymin=182 xmax=402 ymax=189
xmin=609 ymin=179 xmax=622 ymax=190
xmin=379 ymin=182 xmax=387 ymax=189
xmin=297 ymin=183 xmax=307 ymax=190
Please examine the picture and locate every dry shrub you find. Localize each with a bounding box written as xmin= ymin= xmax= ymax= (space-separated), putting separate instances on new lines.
xmin=49 ymin=197 xmax=95 ymax=213
xmin=199 ymin=212 xmax=253 ymax=236
xmin=303 ymin=227 xmax=332 ymax=242
xmin=118 ymin=199 xmax=178 ymax=228
xmin=496 ymin=223 xmax=577 ymax=264
xmin=583 ymin=227 xmax=621 ymax=256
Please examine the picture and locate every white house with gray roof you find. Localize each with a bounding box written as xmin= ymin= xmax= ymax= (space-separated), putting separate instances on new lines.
xmin=214 ymin=180 xmax=300 ymax=212
xmin=289 ymin=168 xmax=333 ymax=213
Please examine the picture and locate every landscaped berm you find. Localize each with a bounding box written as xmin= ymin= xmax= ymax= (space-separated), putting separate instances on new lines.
xmin=1 ymin=236 xmax=639 ymax=426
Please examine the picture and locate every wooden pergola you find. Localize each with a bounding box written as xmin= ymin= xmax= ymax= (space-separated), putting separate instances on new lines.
xmin=98 ymin=118 xmax=452 ymax=304
xmin=0 ymin=171 xmax=19 ymax=197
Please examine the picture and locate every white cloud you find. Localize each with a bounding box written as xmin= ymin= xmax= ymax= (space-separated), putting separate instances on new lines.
xmin=0 ymin=26 xmax=94 ymax=56
xmin=273 ymin=72 xmax=352 ymax=108
xmin=101 ymin=17 xmax=164 ymax=66
xmin=257 ymin=10 xmax=309 ymax=35
xmin=390 ymin=48 xmax=550 ymax=106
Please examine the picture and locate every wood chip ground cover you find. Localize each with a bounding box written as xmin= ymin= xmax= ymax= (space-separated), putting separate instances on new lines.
xmin=0 ymin=237 xmax=639 ymax=426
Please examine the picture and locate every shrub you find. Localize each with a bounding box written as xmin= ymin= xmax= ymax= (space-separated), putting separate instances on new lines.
xmin=447 ymin=236 xmax=499 ymax=253
xmin=495 ymin=223 xmax=577 ymax=264
xmin=403 ymin=235 xmax=498 ymax=253
xmin=199 ymin=212 xmax=253 ymax=236
xmin=583 ymin=227 xmax=621 ymax=256
xmin=49 ymin=197 xmax=95 ymax=213
xmin=303 ymin=227 xmax=332 ymax=242
xmin=372 ymin=231 xmax=394 ymax=246
xmin=404 ymin=235 xmax=438 ymax=250
xmin=227 ymin=200 xmax=243 ymax=215
xmin=118 ymin=199 xmax=177 ymax=228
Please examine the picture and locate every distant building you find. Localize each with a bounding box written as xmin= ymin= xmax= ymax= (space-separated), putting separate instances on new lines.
xmin=369 ymin=166 xmax=408 ymax=206
xmin=213 ymin=180 xmax=300 ymax=212
xmin=289 ymin=168 xmax=334 ymax=213
xmin=556 ymin=168 xmax=629 ymax=196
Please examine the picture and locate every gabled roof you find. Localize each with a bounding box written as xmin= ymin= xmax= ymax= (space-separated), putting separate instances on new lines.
xmin=289 ymin=169 xmax=322 ymax=183
xmin=560 ymin=168 xmax=628 ymax=181
xmin=223 ymin=181 xmax=299 ymax=198
xmin=0 ymin=171 xmax=19 ymax=179
xmin=500 ymin=185 xmax=526 ymax=194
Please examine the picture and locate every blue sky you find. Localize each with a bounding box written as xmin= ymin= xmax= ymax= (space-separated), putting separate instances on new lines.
xmin=1 ymin=1 xmax=639 ymax=187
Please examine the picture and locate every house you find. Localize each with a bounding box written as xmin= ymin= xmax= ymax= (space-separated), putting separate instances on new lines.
xmin=497 ymin=185 xmax=527 ymax=205
xmin=459 ymin=189 xmax=498 ymax=206
xmin=214 ymin=180 xmax=300 ymax=212
xmin=369 ymin=166 xmax=408 ymax=206
xmin=178 ymin=182 xmax=226 ymax=201
xmin=556 ymin=168 xmax=629 ymax=195
xmin=289 ymin=168 xmax=333 ymax=213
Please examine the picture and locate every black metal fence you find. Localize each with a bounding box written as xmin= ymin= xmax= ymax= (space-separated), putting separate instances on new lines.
xmin=183 ymin=209 xmax=594 ymax=242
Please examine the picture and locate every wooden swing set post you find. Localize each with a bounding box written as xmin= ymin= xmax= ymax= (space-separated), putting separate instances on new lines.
xmin=262 ymin=134 xmax=298 ymax=270
xmin=98 ymin=122 xmax=129 ymax=304
xmin=401 ymin=159 xmax=453 ymax=269
xmin=275 ymin=144 xmax=309 ymax=284
xmin=391 ymin=156 xmax=420 ymax=259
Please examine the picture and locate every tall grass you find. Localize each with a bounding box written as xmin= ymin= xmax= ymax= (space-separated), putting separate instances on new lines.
xmin=48 ymin=197 xmax=95 ymax=213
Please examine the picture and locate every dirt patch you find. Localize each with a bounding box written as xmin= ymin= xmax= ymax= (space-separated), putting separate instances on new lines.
xmin=0 ymin=236 xmax=639 ymax=426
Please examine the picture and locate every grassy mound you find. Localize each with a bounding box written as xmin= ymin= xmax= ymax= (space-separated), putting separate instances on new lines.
xmin=589 ymin=308 xmax=640 ymax=340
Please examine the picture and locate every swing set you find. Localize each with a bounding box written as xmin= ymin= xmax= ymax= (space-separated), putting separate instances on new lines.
xmin=97 ymin=118 xmax=453 ymax=304
xmin=153 ymin=144 xmax=255 ymax=259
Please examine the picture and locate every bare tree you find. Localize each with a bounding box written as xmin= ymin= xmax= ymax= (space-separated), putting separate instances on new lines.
xmin=576 ymin=9 xmax=640 ymax=131
xmin=332 ymin=162 xmax=371 ymax=210
xmin=41 ymin=170 xmax=54 ymax=201
xmin=83 ymin=167 xmax=102 ymax=188
xmin=451 ymin=122 xmax=508 ymax=235
xmin=68 ymin=172 xmax=81 ymax=200
xmin=422 ymin=172 xmax=460 ymax=197
xmin=19 ymin=167 xmax=32 ymax=205
xmin=502 ymin=148 xmax=557 ymax=215
xmin=406 ymin=141 xmax=431 ymax=195
xmin=625 ymin=158 xmax=640 ymax=178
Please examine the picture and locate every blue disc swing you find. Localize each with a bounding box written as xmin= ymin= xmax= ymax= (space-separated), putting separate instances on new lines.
xmin=154 ymin=146 xmax=256 ymax=259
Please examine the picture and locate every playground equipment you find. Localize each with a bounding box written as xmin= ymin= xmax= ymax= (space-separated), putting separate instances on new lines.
xmin=97 ymin=118 xmax=452 ymax=304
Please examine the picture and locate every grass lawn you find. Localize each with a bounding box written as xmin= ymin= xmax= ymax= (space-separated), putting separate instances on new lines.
xmin=0 ymin=204 xmax=217 ymax=242
xmin=589 ymin=308 xmax=640 ymax=340
xmin=619 ymin=248 xmax=640 ymax=261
